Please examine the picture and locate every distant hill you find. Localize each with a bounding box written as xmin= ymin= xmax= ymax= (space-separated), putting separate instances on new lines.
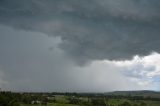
xmin=105 ymin=90 xmax=160 ymax=98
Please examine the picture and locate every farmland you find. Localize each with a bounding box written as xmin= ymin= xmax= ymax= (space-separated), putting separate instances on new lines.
xmin=1 ymin=91 xmax=160 ymax=106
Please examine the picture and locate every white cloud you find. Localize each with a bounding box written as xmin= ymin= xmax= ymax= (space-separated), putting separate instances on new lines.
xmin=105 ymin=52 xmax=160 ymax=89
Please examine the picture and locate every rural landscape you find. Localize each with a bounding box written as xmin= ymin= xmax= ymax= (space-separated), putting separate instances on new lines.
xmin=1 ymin=90 xmax=160 ymax=106
xmin=1 ymin=0 xmax=160 ymax=106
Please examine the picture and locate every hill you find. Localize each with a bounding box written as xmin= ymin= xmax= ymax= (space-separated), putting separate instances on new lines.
xmin=105 ymin=90 xmax=160 ymax=98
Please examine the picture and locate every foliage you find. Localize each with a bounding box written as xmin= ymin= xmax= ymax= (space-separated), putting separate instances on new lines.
xmin=0 ymin=91 xmax=160 ymax=106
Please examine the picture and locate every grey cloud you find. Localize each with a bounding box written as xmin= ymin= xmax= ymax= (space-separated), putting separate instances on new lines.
xmin=0 ymin=25 xmax=144 ymax=92
xmin=0 ymin=0 xmax=160 ymax=64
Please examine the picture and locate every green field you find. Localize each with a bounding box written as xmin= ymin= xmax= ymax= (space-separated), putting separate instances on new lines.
xmin=20 ymin=96 xmax=160 ymax=106
xmin=1 ymin=91 xmax=160 ymax=106
xmin=21 ymin=103 xmax=79 ymax=106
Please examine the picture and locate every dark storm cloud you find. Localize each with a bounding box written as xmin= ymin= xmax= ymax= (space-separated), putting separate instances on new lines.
xmin=0 ymin=25 xmax=141 ymax=92
xmin=1 ymin=0 xmax=160 ymax=63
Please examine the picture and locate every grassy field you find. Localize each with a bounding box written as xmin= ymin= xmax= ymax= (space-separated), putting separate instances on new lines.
xmin=2 ymin=91 xmax=160 ymax=106
xmin=21 ymin=103 xmax=79 ymax=106
xmin=108 ymin=99 xmax=160 ymax=106
xmin=55 ymin=95 xmax=69 ymax=104
xmin=20 ymin=101 xmax=160 ymax=106
xmin=20 ymin=98 xmax=160 ymax=106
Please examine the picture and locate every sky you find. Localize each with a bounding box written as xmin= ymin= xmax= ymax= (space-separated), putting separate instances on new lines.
xmin=0 ymin=0 xmax=160 ymax=92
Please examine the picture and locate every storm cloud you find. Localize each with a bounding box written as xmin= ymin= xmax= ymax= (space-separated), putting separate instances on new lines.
xmin=0 ymin=25 xmax=144 ymax=92
xmin=0 ymin=0 xmax=160 ymax=63
xmin=0 ymin=0 xmax=160 ymax=92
